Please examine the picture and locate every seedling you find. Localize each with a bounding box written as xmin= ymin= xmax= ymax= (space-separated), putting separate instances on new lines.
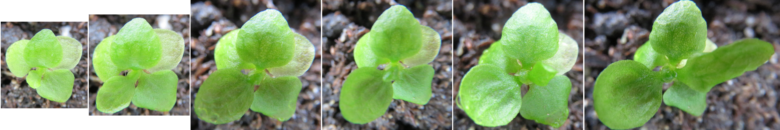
xmin=593 ymin=1 xmax=776 ymax=129
xmin=193 ymin=9 xmax=315 ymax=124
xmin=456 ymin=3 xmax=579 ymax=127
xmin=93 ymin=18 xmax=185 ymax=113
xmin=6 ymin=29 xmax=81 ymax=103
xmin=338 ymin=5 xmax=441 ymax=124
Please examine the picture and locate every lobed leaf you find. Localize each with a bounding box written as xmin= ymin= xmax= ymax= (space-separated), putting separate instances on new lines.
xmin=96 ymin=75 xmax=137 ymax=113
xmin=267 ymin=33 xmax=316 ymax=77
xmin=145 ymin=29 xmax=185 ymax=73
xmin=649 ymin=0 xmax=707 ymax=63
xmin=663 ymin=82 xmax=707 ymax=116
xmin=354 ymin=33 xmax=391 ymax=68
xmin=6 ymin=40 xmax=31 ymax=77
xmin=500 ymin=3 xmax=558 ymax=67
xmin=478 ymin=41 xmax=522 ymax=74
xmin=400 ymin=26 xmax=441 ymax=67
xmin=458 ymin=65 xmax=522 ymax=127
xmin=368 ymin=5 xmax=423 ymax=61
xmin=391 ymin=64 xmax=434 ymax=105
xmin=676 ymin=39 xmax=774 ymax=92
xmin=24 ymin=29 xmax=63 ymax=68
xmin=194 ymin=69 xmax=254 ymax=124
xmin=593 ymin=60 xmax=663 ymax=129
xmin=339 ymin=68 xmax=393 ymax=124
xmin=250 ymin=76 xmax=302 ymax=121
xmin=540 ymin=32 xmax=579 ymax=76
xmin=52 ymin=36 xmax=82 ymax=70
xmin=35 ymin=69 xmax=74 ymax=103
xmin=132 ymin=70 xmax=178 ymax=112
xmin=520 ymin=75 xmax=572 ymax=127
xmin=634 ymin=41 xmax=669 ymax=69
xmin=110 ymin=18 xmax=163 ymax=70
xmin=236 ymin=9 xmax=295 ymax=69
xmin=92 ymin=36 xmax=121 ymax=82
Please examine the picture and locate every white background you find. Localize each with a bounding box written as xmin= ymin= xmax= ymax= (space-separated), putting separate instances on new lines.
xmin=0 ymin=0 xmax=191 ymax=129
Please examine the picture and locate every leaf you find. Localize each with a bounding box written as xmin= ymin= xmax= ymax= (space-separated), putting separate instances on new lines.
xmin=132 ymin=70 xmax=178 ymax=112
xmin=34 ymin=69 xmax=74 ymax=103
xmin=354 ymin=33 xmax=391 ymax=68
xmin=52 ymin=36 xmax=82 ymax=70
xmin=593 ymin=60 xmax=664 ymax=129
xmin=24 ymin=29 xmax=63 ymax=68
xmin=663 ymin=82 xmax=707 ymax=116
xmin=501 ymin=3 xmax=558 ymax=67
xmin=110 ymin=18 xmax=163 ymax=70
xmin=194 ymin=69 xmax=254 ymax=124
xmin=26 ymin=69 xmax=46 ymax=89
xmin=458 ymin=65 xmax=522 ymax=127
xmin=400 ymin=26 xmax=441 ymax=67
xmin=250 ymin=76 xmax=302 ymax=121
xmin=6 ymin=40 xmax=31 ymax=77
xmin=649 ymin=0 xmax=707 ymax=63
xmin=236 ymin=9 xmax=295 ymax=69
xmin=215 ymin=29 xmax=255 ymax=70
xmin=339 ymin=67 xmax=393 ymax=124
xmin=528 ymin=62 xmax=557 ymax=86
xmin=92 ymin=36 xmax=122 ymax=82
xmin=541 ymin=32 xmax=579 ymax=76
xmin=96 ymin=75 xmax=137 ymax=113
xmin=391 ymin=64 xmax=434 ymax=105
xmin=634 ymin=41 xmax=669 ymax=69
xmin=368 ymin=5 xmax=423 ymax=61
xmin=520 ymin=75 xmax=572 ymax=127
xmin=267 ymin=33 xmax=316 ymax=77
xmin=145 ymin=29 xmax=185 ymax=73
xmin=676 ymin=39 xmax=775 ymax=92
xmin=478 ymin=41 xmax=522 ymax=74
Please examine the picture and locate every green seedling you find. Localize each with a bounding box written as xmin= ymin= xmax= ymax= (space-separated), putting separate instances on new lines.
xmin=94 ymin=18 xmax=185 ymax=113
xmin=6 ymin=29 xmax=81 ymax=103
xmin=194 ymin=9 xmax=315 ymax=124
xmin=593 ymin=1 xmax=776 ymax=129
xmin=456 ymin=3 xmax=579 ymax=127
xmin=338 ymin=5 xmax=441 ymax=124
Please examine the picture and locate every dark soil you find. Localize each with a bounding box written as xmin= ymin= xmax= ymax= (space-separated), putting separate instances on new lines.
xmin=321 ymin=0 xmax=453 ymax=129
xmin=87 ymin=15 xmax=191 ymax=115
xmin=1 ymin=22 xmax=90 ymax=108
xmin=190 ymin=0 xmax=322 ymax=129
xmin=452 ymin=0 xmax=585 ymax=130
xmin=584 ymin=0 xmax=780 ymax=129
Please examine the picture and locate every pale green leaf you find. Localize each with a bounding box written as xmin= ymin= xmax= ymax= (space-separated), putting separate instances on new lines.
xmin=132 ymin=70 xmax=178 ymax=112
xmin=194 ymin=69 xmax=254 ymax=124
xmin=501 ymin=3 xmax=558 ymax=67
xmin=110 ymin=18 xmax=163 ymax=70
xmin=215 ymin=29 xmax=255 ymax=70
xmin=35 ymin=69 xmax=74 ymax=103
xmin=267 ymin=32 xmax=315 ymax=77
xmin=478 ymin=41 xmax=522 ymax=74
xmin=541 ymin=32 xmax=579 ymax=76
xmin=24 ymin=29 xmax=63 ymax=68
xmin=392 ymin=64 xmax=434 ymax=105
xmin=52 ymin=36 xmax=82 ymax=70
xmin=92 ymin=36 xmax=121 ymax=82
xmin=354 ymin=33 xmax=391 ymax=68
xmin=251 ymin=76 xmax=302 ymax=121
xmin=96 ymin=75 xmax=137 ymax=113
xmin=458 ymin=65 xmax=522 ymax=127
xmin=368 ymin=5 xmax=423 ymax=61
xmin=400 ymin=26 xmax=441 ymax=67
xmin=340 ymin=67 xmax=393 ymax=124
xmin=6 ymin=40 xmax=31 ymax=77
xmin=25 ymin=69 xmax=45 ymax=89
xmin=520 ymin=75 xmax=572 ymax=127
xmin=146 ymin=29 xmax=185 ymax=73
xmin=236 ymin=9 xmax=295 ymax=69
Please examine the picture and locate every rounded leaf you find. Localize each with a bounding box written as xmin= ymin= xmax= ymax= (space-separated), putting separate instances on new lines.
xmin=541 ymin=32 xmax=579 ymax=75
xmin=677 ymin=39 xmax=775 ymax=92
xmin=339 ymin=68 xmax=393 ymax=124
xmin=110 ymin=18 xmax=163 ymax=70
xmin=26 ymin=69 xmax=45 ymax=89
xmin=6 ymin=40 xmax=32 ymax=77
xmin=52 ymin=36 xmax=83 ymax=70
xmin=391 ymin=64 xmax=434 ymax=105
xmin=236 ymin=9 xmax=295 ymax=69
xmin=132 ymin=70 xmax=178 ymax=112
xmin=145 ymin=29 xmax=185 ymax=73
xmin=215 ymin=29 xmax=255 ymax=70
xmin=478 ymin=41 xmax=522 ymax=74
xmin=354 ymin=33 xmax=391 ymax=68
xmin=501 ymin=3 xmax=559 ymax=67
xmin=520 ymin=75 xmax=572 ymax=127
xmin=267 ymin=33 xmax=315 ymax=77
xmin=24 ymin=29 xmax=63 ymax=68
xmin=369 ymin=5 xmax=423 ymax=61
xmin=634 ymin=41 xmax=669 ymax=69
xmin=194 ymin=69 xmax=254 ymax=124
xmin=663 ymin=82 xmax=707 ymax=116
xmin=594 ymin=60 xmax=663 ymax=129
xmin=458 ymin=65 xmax=522 ymax=127
xmin=35 ymin=69 xmax=75 ymax=103
xmin=93 ymin=36 xmax=122 ymax=82
xmin=649 ymin=0 xmax=707 ymax=63
xmin=250 ymin=76 xmax=302 ymax=121
xmin=400 ymin=26 xmax=441 ymax=67
xmin=96 ymin=75 xmax=137 ymax=113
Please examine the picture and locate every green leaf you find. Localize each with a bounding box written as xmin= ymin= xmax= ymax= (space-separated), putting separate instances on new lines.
xmin=368 ymin=5 xmax=423 ymax=61
xmin=354 ymin=33 xmax=391 ymax=68
xmin=634 ymin=41 xmax=669 ymax=69
xmin=215 ymin=29 xmax=255 ymax=70
xmin=520 ymin=75 xmax=571 ymax=127
xmin=676 ymin=39 xmax=775 ymax=92
xmin=52 ymin=36 xmax=82 ymax=70
xmin=132 ymin=70 xmax=178 ymax=112
xmin=649 ymin=0 xmax=707 ymax=63
xmin=110 ymin=18 xmax=163 ymax=70
xmin=339 ymin=67 xmax=393 ymax=124
xmin=34 ymin=69 xmax=74 ymax=103
xmin=267 ymin=33 xmax=315 ymax=77
xmin=25 ymin=69 xmax=46 ymax=89
xmin=24 ymin=29 xmax=63 ymax=68
xmin=400 ymin=26 xmax=441 ymax=67
xmin=236 ymin=9 xmax=295 ymax=69
xmin=391 ymin=64 xmax=434 ymax=105
xmin=541 ymin=32 xmax=579 ymax=76
xmin=529 ymin=62 xmax=557 ymax=86
xmin=458 ymin=65 xmax=522 ymax=127
xmin=663 ymin=82 xmax=707 ymax=116
xmin=92 ymin=36 xmax=122 ymax=82
xmin=704 ymin=38 xmax=718 ymax=53
xmin=478 ymin=41 xmax=522 ymax=74
xmin=194 ymin=69 xmax=254 ymax=124
xmin=250 ymin=76 xmax=302 ymax=121
xmin=501 ymin=3 xmax=558 ymax=67
xmin=96 ymin=75 xmax=137 ymax=113
xmin=594 ymin=60 xmax=664 ymax=129
xmin=146 ymin=29 xmax=185 ymax=73
xmin=6 ymin=40 xmax=31 ymax=77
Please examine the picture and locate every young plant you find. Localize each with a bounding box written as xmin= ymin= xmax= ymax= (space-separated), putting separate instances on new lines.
xmin=593 ymin=1 xmax=776 ymax=129
xmin=456 ymin=3 xmax=579 ymax=127
xmin=6 ymin=29 xmax=82 ymax=103
xmin=194 ymin=9 xmax=315 ymax=124
xmin=338 ymin=5 xmax=441 ymax=124
xmin=93 ymin=18 xmax=185 ymax=113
